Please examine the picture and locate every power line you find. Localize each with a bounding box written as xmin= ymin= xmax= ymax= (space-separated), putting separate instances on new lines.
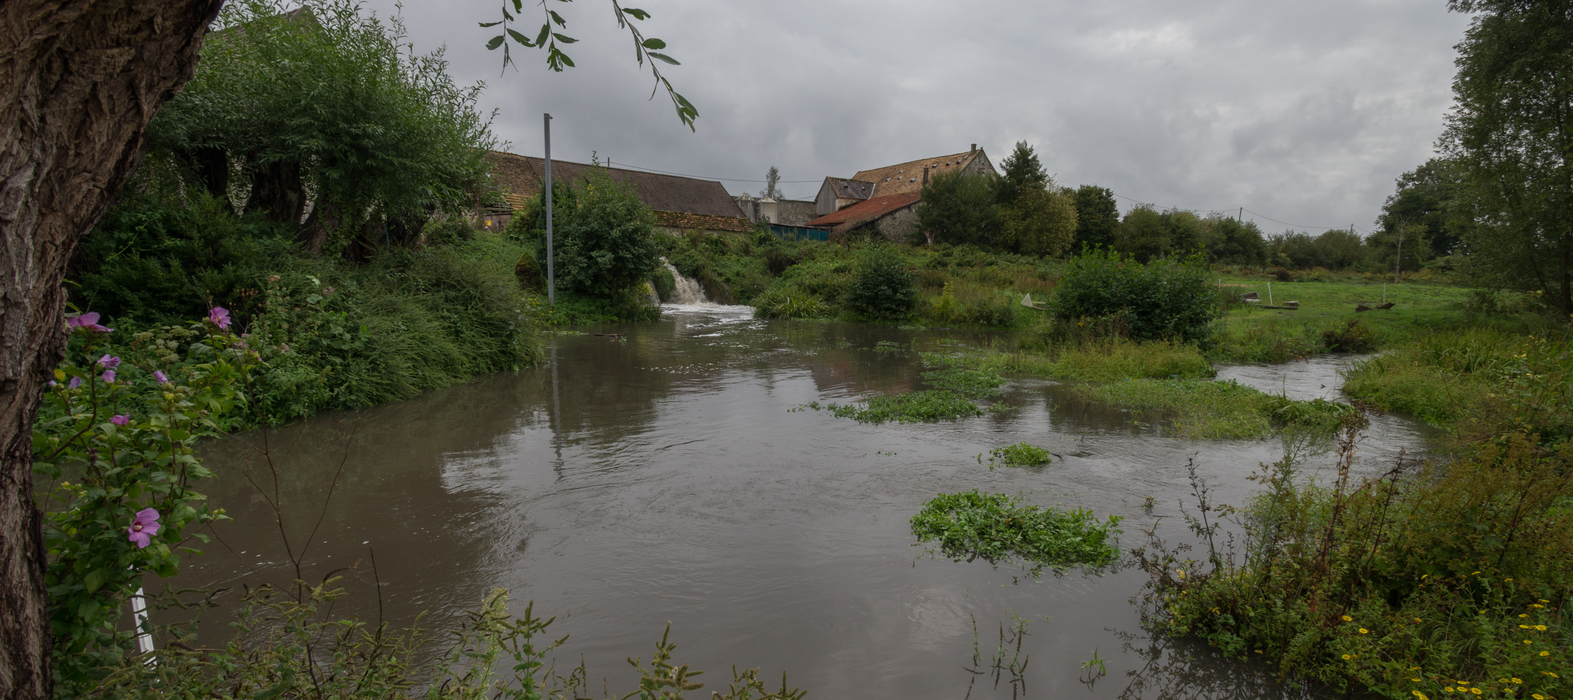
xmin=606 ymin=159 xmax=820 ymax=184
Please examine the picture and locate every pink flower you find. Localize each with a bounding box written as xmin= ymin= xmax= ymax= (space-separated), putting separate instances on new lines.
xmin=111 ymin=415 xmax=129 ymax=426
xmin=100 ymin=370 xmax=116 ymax=383
xmin=68 ymin=376 xmax=81 ymax=389
xmin=208 ymin=307 xmax=231 ymax=331
xmin=67 ymin=312 xmax=113 ymax=334
xmin=97 ymin=355 xmax=121 ymax=370
xmin=153 ymin=370 xmax=169 ymax=384
xmin=127 ymin=508 xmax=160 ymax=549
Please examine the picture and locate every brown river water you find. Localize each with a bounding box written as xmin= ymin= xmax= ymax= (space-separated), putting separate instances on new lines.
xmin=168 ymin=304 xmax=1434 ymax=699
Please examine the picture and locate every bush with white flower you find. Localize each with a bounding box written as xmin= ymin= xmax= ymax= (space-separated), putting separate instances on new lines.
xmin=33 ymin=307 xmax=252 ymax=685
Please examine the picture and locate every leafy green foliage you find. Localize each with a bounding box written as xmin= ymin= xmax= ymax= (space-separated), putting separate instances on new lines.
xmin=995 ymin=141 xmax=1047 ymax=208
xmin=915 ymin=170 xmax=1000 ymax=246
xmin=1051 ymin=248 xmax=1221 ymax=343
xmin=844 ymin=245 xmax=918 ymax=320
xmin=489 ymin=0 xmax=699 ymax=129
xmin=69 ymin=191 xmax=296 ymax=325
xmin=920 ymin=367 xmax=1005 ymax=399
xmin=1115 ymin=205 xmax=1169 ymax=262
xmin=1072 ymin=185 xmax=1120 ymax=251
xmin=1376 ymin=158 xmax=1465 ymax=259
xmin=1440 ymin=0 xmax=1573 ymax=315
xmin=910 ymin=490 xmax=1122 ymax=577
xmin=245 ymin=238 xmax=542 ymax=423
xmin=149 ymin=0 xmax=496 ymax=252
xmin=554 ymin=167 xmax=661 ymax=298
xmin=32 ymin=318 xmax=248 ymax=685
xmin=800 ymin=392 xmax=983 ymax=424
xmin=987 ymin=442 xmax=1054 ymax=467
xmin=997 ymin=186 xmax=1079 ymax=258
xmin=1074 ymin=378 xmax=1363 ymax=440
xmin=1133 ymin=426 xmax=1573 ymax=698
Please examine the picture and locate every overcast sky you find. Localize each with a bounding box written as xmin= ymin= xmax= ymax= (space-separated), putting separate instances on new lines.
xmin=360 ymin=0 xmax=1473 ymax=235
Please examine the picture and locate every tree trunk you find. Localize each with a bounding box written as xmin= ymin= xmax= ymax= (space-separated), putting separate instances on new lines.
xmin=0 ymin=2 xmax=221 ymax=697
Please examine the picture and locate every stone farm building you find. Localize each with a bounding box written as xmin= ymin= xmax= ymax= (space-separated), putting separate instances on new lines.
xmin=806 ymin=145 xmax=996 ymax=241
xmin=485 ymin=151 xmax=752 ymax=236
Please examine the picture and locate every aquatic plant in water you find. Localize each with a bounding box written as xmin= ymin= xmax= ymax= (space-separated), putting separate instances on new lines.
xmin=985 ymin=442 xmax=1055 ymax=468
xmin=910 ymin=490 xmax=1122 ymax=577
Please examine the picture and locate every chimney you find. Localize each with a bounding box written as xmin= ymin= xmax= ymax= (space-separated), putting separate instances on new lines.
xmin=970 ymin=143 xmax=977 ymax=154
xmin=922 ymin=165 xmax=930 ymax=186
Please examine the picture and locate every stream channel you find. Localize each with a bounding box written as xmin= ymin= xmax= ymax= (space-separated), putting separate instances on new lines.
xmin=172 ymin=303 xmax=1435 ymax=699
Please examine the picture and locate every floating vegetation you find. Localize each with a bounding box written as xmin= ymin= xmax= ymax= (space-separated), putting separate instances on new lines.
xmin=910 ymin=490 xmax=1122 ymax=577
xmin=985 ymin=442 xmax=1054 ymax=468
xmin=1074 ymin=379 xmax=1365 ymax=440
xmin=797 ymin=367 xmax=1009 ymax=424
xmin=872 ymin=340 xmax=907 ymax=355
xmin=921 ymin=367 xmax=1005 ymax=399
xmin=798 ymin=391 xmax=982 ymax=424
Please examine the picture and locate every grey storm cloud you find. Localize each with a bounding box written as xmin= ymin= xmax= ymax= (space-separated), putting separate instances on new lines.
xmin=360 ymin=0 xmax=1471 ymax=234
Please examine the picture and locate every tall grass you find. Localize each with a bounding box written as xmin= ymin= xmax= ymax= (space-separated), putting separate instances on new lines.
xmin=924 ymin=338 xmax=1215 ymax=382
xmin=1343 ymin=327 xmax=1572 ymax=437
xmin=247 ymin=236 xmax=542 ymax=423
xmin=1073 ymin=379 xmax=1360 ymax=440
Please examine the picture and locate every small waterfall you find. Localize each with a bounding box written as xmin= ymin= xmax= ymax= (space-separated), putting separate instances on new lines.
xmin=664 ymin=262 xmax=711 ymax=305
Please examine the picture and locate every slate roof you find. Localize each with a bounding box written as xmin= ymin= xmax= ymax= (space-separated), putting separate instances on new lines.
xmin=805 ymin=192 xmax=921 ymax=229
xmin=852 ymin=149 xmax=990 ymax=196
xmin=824 ymin=177 xmax=875 ymax=200
xmin=486 ymin=151 xmax=749 ymax=221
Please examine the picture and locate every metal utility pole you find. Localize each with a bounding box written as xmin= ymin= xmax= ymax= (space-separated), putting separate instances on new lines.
xmin=544 ymin=112 xmax=555 ymax=306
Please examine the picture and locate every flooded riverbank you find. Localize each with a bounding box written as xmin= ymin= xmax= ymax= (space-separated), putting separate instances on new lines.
xmin=172 ymin=306 xmax=1434 ymax=698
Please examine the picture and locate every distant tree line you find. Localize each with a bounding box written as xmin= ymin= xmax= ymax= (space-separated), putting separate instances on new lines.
xmin=910 ymin=141 xmax=1490 ymax=278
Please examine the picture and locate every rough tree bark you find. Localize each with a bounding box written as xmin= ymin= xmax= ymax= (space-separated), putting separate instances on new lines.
xmin=0 ymin=2 xmax=222 ymax=697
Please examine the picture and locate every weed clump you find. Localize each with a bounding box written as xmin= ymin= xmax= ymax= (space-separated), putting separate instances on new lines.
xmin=910 ymin=490 xmax=1122 ymax=577
xmin=987 ymin=442 xmax=1054 ymax=467
xmin=1074 ymin=379 xmax=1364 ymax=440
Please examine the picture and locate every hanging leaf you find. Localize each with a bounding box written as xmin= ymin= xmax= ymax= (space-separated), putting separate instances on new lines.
xmin=486 ymin=35 xmax=505 ymax=50
xmin=646 ymin=51 xmax=678 ymax=65
xmin=507 ymin=28 xmax=533 ymax=47
xmin=641 ymin=38 xmax=665 ymax=50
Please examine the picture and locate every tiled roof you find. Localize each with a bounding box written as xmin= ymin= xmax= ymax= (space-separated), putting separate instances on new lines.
xmin=825 ymin=177 xmax=875 ymax=200
xmin=655 ymin=211 xmax=753 ymax=233
xmin=486 ymin=151 xmax=748 ymax=219
xmin=852 ymin=149 xmax=988 ymax=196
xmin=805 ymin=192 xmax=921 ymax=228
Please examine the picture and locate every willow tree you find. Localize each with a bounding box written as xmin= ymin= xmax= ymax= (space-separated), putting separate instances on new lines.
xmin=1441 ymin=0 xmax=1573 ymax=317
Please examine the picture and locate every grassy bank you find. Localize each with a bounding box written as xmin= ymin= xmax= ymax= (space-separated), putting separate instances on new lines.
xmin=1133 ymin=325 xmax=1573 ymax=698
xmin=69 ymin=228 xmax=543 ymax=427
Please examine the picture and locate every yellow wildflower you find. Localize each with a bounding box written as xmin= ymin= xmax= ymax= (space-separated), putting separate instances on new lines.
xmin=1342 ymin=654 xmax=1351 ymax=660
xmin=1342 ymin=615 xmax=1353 ymax=622
xmin=1534 ymin=625 xmax=1547 ymax=631
xmin=1539 ymin=651 xmax=1550 ymax=657
xmin=1359 ymin=628 xmax=1369 ymax=634
xmin=1472 ymin=689 xmax=1482 ymax=695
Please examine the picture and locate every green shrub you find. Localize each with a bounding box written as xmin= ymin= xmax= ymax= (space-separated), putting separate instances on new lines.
xmin=555 ymin=167 xmax=660 ymax=299
xmin=247 ymin=238 xmax=541 ymax=423
xmin=422 ymin=217 xmax=476 ymax=246
xmin=70 ymin=191 xmax=296 ymax=325
xmin=752 ymin=287 xmax=828 ymax=319
xmin=1133 ymin=432 xmax=1573 ymax=697
xmin=910 ymin=490 xmax=1122 ymax=576
xmin=844 ymin=245 xmax=918 ymax=320
xmin=1051 ymin=248 xmax=1220 ymax=343
xmin=1321 ymin=318 xmax=1376 ymax=353
xmin=651 ymin=265 xmax=676 ymax=302
xmin=514 ymin=251 xmax=545 ymax=293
